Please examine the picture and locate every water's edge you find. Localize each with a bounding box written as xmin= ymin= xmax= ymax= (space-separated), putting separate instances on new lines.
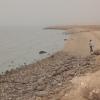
xmin=0 ymin=27 xmax=68 ymax=74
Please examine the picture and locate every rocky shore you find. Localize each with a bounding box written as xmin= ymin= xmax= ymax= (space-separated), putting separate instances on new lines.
xmin=0 ymin=51 xmax=100 ymax=100
xmin=1 ymin=26 xmax=100 ymax=100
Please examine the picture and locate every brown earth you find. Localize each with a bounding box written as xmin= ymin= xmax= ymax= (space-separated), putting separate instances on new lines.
xmin=61 ymin=70 xmax=100 ymax=100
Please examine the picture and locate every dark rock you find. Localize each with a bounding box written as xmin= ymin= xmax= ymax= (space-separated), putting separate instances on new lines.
xmin=64 ymin=39 xmax=67 ymax=41
xmin=36 ymin=84 xmax=46 ymax=91
xmin=39 ymin=51 xmax=47 ymax=54
xmin=93 ymin=50 xmax=100 ymax=55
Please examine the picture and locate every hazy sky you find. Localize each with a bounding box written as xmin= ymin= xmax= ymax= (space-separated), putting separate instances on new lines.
xmin=0 ymin=0 xmax=100 ymax=26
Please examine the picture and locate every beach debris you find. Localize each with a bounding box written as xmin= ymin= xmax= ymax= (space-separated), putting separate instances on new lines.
xmin=39 ymin=51 xmax=47 ymax=54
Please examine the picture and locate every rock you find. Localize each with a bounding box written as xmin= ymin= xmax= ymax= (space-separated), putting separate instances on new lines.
xmin=35 ymin=91 xmax=48 ymax=97
xmin=39 ymin=51 xmax=47 ymax=54
xmin=0 ymin=51 xmax=96 ymax=100
xmin=35 ymin=97 xmax=42 ymax=100
xmin=64 ymin=39 xmax=67 ymax=41
xmin=36 ymin=84 xmax=46 ymax=91
xmin=93 ymin=50 xmax=100 ymax=55
xmin=58 ymin=83 xmax=62 ymax=86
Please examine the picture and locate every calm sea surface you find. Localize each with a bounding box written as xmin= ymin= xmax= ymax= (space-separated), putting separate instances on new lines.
xmin=0 ymin=26 xmax=67 ymax=73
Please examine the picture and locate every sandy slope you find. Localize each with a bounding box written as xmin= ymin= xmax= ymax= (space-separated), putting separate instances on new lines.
xmin=61 ymin=70 xmax=100 ymax=100
xmin=64 ymin=30 xmax=100 ymax=56
xmin=62 ymin=28 xmax=100 ymax=100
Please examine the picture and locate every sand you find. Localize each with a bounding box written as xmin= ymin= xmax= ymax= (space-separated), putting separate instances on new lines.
xmin=46 ymin=25 xmax=100 ymax=56
xmin=62 ymin=26 xmax=100 ymax=100
xmin=61 ymin=70 xmax=100 ymax=100
xmin=64 ymin=29 xmax=100 ymax=56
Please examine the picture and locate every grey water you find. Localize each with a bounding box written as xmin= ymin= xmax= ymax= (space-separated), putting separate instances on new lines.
xmin=0 ymin=26 xmax=68 ymax=73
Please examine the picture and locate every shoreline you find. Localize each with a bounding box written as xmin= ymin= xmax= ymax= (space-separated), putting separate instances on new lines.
xmin=1 ymin=25 xmax=100 ymax=100
xmin=1 ymin=51 xmax=100 ymax=100
xmin=0 ymin=28 xmax=65 ymax=74
xmin=1 ymin=25 xmax=100 ymax=75
xmin=0 ymin=50 xmax=63 ymax=75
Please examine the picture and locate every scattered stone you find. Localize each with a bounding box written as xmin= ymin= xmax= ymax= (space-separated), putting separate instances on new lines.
xmin=36 ymin=84 xmax=46 ymax=91
xmin=64 ymin=39 xmax=67 ymax=41
xmin=35 ymin=91 xmax=48 ymax=97
xmin=0 ymin=51 xmax=98 ymax=100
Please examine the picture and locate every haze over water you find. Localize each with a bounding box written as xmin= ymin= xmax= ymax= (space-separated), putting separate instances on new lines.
xmin=0 ymin=0 xmax=100 ymax=26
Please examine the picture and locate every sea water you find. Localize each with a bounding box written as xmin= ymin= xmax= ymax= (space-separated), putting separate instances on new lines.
xmin=0 ymin=26 xmax=68 ymax=73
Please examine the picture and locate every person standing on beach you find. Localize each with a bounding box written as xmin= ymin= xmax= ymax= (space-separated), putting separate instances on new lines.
xmin=89 ymin=40 xmax=94 ymax=54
